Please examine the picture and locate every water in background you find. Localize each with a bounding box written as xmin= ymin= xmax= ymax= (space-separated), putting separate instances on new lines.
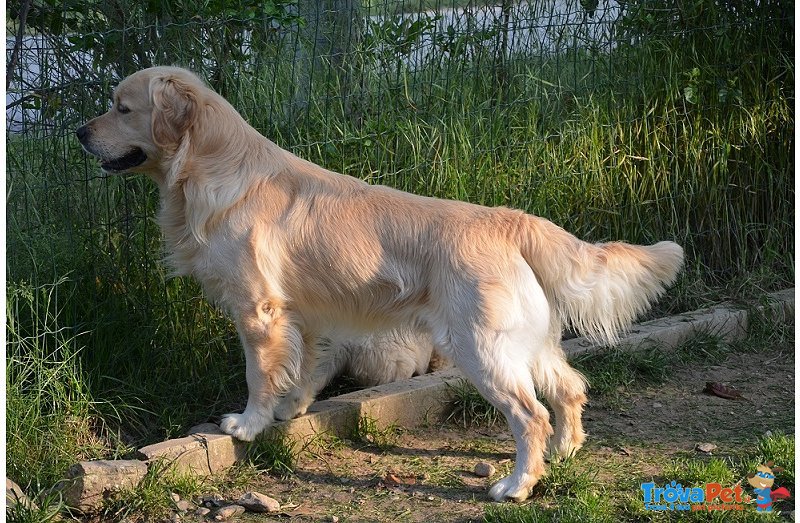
xmin=6 ymin=0 xmax=619 ymax=134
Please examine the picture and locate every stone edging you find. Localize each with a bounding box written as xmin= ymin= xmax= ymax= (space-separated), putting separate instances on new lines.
xmin=41 ymin=289 xmax=795 ymax=512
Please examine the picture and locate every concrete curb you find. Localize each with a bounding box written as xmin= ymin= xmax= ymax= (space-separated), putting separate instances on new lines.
xmin=276 ymin=368 xmax=467 ymax=440
xmin=60 ymin=289 xmax=794 ymax=512
xmin=6 ymin=477 xmax=38 ymax=512
xmin=563 ymin=288 xmax=794 ymax=358
xmin=137 ymin=428 xmax=248 ymax=477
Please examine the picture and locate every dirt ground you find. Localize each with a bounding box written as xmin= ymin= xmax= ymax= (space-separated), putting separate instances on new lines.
xmin=194 ymin=339 xmax=795 ymax=522
xmin=585 ymin=349 xmax=795 ymax=448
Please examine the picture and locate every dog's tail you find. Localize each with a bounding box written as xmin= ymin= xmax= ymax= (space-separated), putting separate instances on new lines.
xmin=518 ymin=214 xmax=684 ymax=345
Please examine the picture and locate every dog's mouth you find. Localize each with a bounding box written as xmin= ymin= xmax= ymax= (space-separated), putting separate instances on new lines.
xmin=100 ymin=148 xmax=147 ymax=173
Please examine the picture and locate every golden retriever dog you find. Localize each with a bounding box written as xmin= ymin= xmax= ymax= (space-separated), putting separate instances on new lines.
xmin=76 ymin=66 xmax=683 ymax=501
xmin=274 ymin=328 xmax=449 ymax=421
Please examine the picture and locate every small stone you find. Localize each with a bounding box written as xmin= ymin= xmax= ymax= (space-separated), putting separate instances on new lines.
xmin=175 ymin=499 xmax=193 ymax=513
xmin=237 ymin=491 xmax=280 ymax=513
xmin=473 ymin=462 xmax=496 ymax=478
xmin=195 ymin=507 xmax=211 ymax=517
xmin=6 ymin=477 xmax=36 ymax=511
xmin=202 ymin=494 xmax=225 ymax=508
xmin=696 ymin=443 xmax=717 ymax=454
xmin=653 ymin=402 xmax=663 ymax=408
xmin=214 ymin=504 xmax=245 ymax=521
xmin=327 ymin=516 xmax=340 ymax=523
xmin=171 ymin=492 xmax=181 ymax=503
xmin=756 ymin=409 xmax=763 ymax=415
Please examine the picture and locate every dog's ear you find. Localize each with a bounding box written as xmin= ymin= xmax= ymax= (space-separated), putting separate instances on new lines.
xmin=149 ymin=74 xmax=198 ymax=148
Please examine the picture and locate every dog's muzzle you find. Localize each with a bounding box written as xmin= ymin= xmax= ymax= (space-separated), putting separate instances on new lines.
xmin=75 ymin=125 xmax=147 ymax=173
xmin=98 ymin=148 xmax=147 ymax=172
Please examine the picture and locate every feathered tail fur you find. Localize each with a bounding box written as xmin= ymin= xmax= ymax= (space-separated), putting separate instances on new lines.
xmin=519 ymin=215 xmax=684 ymax=344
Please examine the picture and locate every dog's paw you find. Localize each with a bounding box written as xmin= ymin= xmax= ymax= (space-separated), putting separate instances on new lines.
xmin=273 ymin=390 xmax=303 ymax=421
xmin=274 ymin=389 xmax=314 ymax=421
xmin=219 ymin=412 xmax=269 ymax=442
xmin=273 ymin=400 xmax=302 ymax=422
xmin=488 ymin=474 xmax=536 ymax=502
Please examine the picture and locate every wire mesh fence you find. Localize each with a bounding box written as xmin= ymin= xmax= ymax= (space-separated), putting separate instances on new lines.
xmin=5 ymin=0 xmax=794 ymax=449
xmin=7 ymin=1 xmax=620 ymax=125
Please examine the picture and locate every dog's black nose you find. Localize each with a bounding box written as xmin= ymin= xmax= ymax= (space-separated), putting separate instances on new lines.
xmin=75 ymin=125 xmax=89 ymax=143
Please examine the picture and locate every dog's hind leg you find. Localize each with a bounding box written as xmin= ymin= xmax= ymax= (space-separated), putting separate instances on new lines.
xmin=436 ymin=257 xmax=561 ymax=502
xmin=451 ymin=331 xmax=553 ymax=502
xmin=221 ymin=301 xmax=305 ymax=441
xmin=532 ymin=349 xmax=588 ymax=461
xmin=436 ymin=300 xmax=553 ymax=503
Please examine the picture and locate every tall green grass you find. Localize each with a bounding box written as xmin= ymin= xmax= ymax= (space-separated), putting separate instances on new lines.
xmin=6 ymin=279 xmax=125 ymax=489
xmin=6 ymin=0 xmax=792 ymax=498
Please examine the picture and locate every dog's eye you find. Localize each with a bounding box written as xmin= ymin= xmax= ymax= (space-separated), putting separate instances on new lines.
xmin=117 ymin=104 xmax=131 ymax=114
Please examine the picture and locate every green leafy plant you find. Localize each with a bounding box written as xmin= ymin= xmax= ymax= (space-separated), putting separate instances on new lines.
xmin=5 ymin=484 xmax=66 ymax=523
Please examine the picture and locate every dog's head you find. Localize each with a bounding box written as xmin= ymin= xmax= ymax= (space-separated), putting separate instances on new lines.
xmin=76 ymin=66 xmax=204 ymax=179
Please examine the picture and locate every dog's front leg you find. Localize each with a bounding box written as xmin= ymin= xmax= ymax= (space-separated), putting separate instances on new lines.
xmin=220 ymin=301 xmax=303 ymax=441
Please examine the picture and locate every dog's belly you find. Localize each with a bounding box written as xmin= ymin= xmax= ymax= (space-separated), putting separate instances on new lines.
xmin=275 ymin=230 xmax=436 ymax=333
xmin=288 ymin=271 xmax=431 ymax=335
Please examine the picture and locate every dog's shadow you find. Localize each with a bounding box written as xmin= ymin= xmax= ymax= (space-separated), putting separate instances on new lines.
xmin=292 ymin=465 xmax=495 ymax=515
xmin=348 ymin=439 xmax=513 ymax=462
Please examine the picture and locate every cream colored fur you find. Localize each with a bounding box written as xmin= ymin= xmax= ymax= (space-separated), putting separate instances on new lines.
xmin=77 ymin=66 xmax=684 ymax=502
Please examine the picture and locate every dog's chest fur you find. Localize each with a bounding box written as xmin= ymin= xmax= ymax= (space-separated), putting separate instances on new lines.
xmin=157 ymin=184 xmax=261 ymax=308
